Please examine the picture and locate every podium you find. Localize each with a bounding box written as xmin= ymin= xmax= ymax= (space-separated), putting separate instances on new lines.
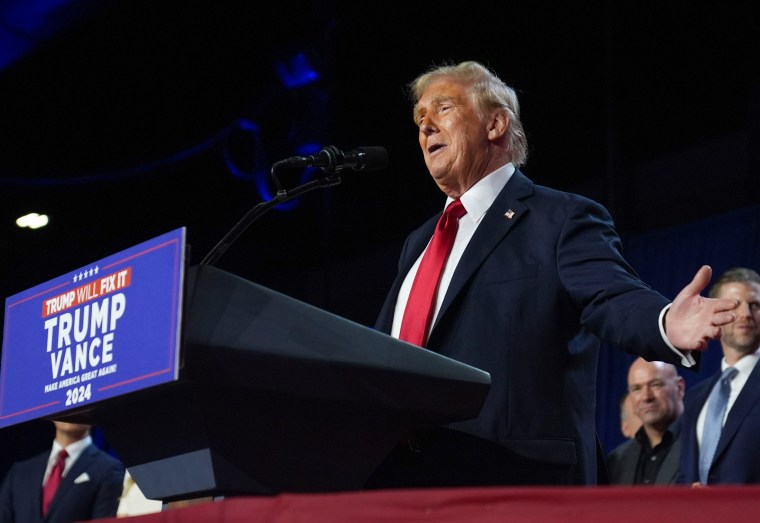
xmin=83 ymin=264 xmax=491 ymax=501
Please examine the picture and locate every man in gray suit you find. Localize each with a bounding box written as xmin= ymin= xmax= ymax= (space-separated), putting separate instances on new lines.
xmin=607 ymin=358 xmax=685 ymax=485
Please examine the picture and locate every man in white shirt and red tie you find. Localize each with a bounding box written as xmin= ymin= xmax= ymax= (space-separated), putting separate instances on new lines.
xmin=0 ymin=421 xmax=124 ymax=523
xmin=369 ymin=60 xmax=739 ymax=488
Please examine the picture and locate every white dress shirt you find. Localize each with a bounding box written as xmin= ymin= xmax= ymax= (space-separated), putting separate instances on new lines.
xmin=43 ymin=435 xmax=92 ymax=485
xmin=391 ymin=163 xmax=514 ymax=339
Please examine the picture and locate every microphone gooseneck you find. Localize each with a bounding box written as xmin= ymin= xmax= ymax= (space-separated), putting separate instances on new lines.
xmin=200 ymin=145 xmax=389 ymax=267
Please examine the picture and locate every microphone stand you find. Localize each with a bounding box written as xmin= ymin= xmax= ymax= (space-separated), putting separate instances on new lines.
xmin=199 ymin=160 xmax=342 ymax=267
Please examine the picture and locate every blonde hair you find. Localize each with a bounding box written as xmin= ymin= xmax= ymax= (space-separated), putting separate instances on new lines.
xmin=409 ymin=61 xmax=528 ymax=167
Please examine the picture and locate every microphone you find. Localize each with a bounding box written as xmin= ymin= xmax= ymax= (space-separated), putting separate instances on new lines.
xmin=201 ymin=145 xmax=387 ymax=266
xmin=282 ymin=145 xmax=388 ymax=173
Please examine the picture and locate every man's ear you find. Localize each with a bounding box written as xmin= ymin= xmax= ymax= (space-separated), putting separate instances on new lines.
xmin=488 ymin=110 xmax=509 ymax=140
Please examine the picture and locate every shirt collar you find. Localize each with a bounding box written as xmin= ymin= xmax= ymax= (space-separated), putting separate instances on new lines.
xmin=633 ymin=424 xmax=675 ymax=451
xmin=445 ymin=163 xmax=515 ymax=222
xmin=51 ymin=435 xmax=92 ymax=465
xmin=720 ymin=349 xmax=760 ymax=375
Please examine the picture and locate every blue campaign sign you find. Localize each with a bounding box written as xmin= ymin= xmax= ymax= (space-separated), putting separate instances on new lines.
xmin=0 ymin=227 xmax=186 ymax=429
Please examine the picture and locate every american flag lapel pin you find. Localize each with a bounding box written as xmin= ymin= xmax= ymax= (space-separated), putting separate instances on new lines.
xmin=504 ymin=209 xmax=515 ymax=219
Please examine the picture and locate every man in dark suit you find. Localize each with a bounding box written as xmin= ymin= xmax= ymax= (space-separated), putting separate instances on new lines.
xmin=607 ymin=358 xmax=684 ymax=485
xmin=679 ymin=267 xmax=760 ymax=485
xmin=367 ymin=61 xmax=739 ymax=487
xmin=0 ymin=421 xmax=125 ymax=523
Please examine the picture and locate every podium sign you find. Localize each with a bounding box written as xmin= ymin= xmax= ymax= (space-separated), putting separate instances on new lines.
xmin=0 ymin=227 xmax=186 ymax=429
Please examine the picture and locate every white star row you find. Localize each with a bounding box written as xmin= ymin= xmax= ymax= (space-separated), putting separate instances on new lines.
xmin=73 ymin=266 xmax=100 ymax=283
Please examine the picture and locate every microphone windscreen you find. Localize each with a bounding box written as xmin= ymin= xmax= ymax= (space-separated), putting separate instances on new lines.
xmin=356 ymin=146 xmax=389 ymax=171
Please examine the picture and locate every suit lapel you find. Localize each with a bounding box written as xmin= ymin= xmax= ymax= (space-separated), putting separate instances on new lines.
xmin=619 ymin=443 xmax=638 ymax=484
xmin=691 ymin=375 xmax=719 ymax=418
xmin=715 ymin=363 xmax=760 ymax=460
xmin=681 ymin=377 xmax=717 ymax=478
xmin=27 ymin=452 xmax=48 ymax=518
xmin=402 ymin=216 xmax=439 ymax=280
xmin=657 ymin=431 xmax=681 ymax=483
xmin=48 ymin=445 xmax=96 ymax=514
xmin=432 ymin=170 xmax=533 ymax=332
xmin=375 ymin=214 xmax=439 ymax=333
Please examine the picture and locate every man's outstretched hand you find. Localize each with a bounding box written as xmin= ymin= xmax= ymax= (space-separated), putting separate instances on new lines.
xmin=664 ymin=265 xmax=739 ymax=351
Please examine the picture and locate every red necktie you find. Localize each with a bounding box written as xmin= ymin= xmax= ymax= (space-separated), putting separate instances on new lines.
xmin=399 ymin=199 xmax=467 ymax=347
xmin=42 ymin=448 xmax=68 ymax=515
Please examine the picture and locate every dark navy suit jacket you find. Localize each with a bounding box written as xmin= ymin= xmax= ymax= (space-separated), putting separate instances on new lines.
xmin=375 ymin=169 xmax=692 ymax=485
xmin=0 ymin=443 xmax=124 ymax=523
xmin=679 ymin=360 xmax=760 ymax=484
